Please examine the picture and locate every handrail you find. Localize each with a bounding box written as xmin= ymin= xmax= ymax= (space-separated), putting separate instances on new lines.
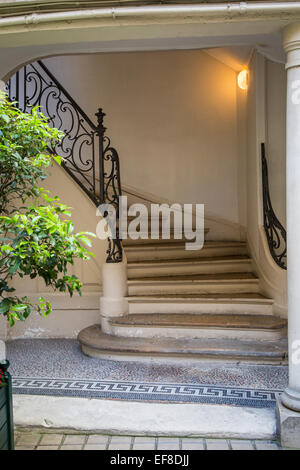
xmin=261 ymin=143 xmax=287 ymax=270
xmin=5 ymin=60 xmax=123 ymax=262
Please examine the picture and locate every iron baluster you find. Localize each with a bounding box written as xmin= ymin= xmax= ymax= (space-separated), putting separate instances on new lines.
xmin=96 ymin=108 xmax=106 ymax=205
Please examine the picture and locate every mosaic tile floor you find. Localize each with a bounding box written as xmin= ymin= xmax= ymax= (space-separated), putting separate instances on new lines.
xmin=6 ymin=339 xmax=288 ymax=408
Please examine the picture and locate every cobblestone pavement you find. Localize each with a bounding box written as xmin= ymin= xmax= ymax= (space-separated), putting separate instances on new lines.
xmin=13 ymin=428 xmax=290 ymax=450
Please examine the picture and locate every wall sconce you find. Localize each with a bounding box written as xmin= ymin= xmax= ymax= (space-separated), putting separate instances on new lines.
xmin=237 ymin=69 xmax=248 ymax=90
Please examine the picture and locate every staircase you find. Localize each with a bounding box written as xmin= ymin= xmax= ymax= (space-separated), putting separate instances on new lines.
xmin=7 ymin=60 xmax=287 ymax=364
xmin=79 ymin=221 xmax=288 ymax=365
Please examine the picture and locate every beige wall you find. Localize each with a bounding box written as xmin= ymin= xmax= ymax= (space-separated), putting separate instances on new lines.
xmin=44 ymin=50 xmax=243 ymax=231
xmin=246 ymin=51 xmax=262 ymax=257
xmin=266 ymin=59 xmax=286 ymax=226
xmin=246 ymin=53 xmax=286 ymax=254
xmin=246 ymin=51 xmax=287 ymax=315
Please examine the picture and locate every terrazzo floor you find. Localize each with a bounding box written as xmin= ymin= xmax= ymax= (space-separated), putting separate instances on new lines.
xmin=7 ymin=338 xmax=288 ymax=389
xmin=5 ymin=338 xmax=288 ymax=408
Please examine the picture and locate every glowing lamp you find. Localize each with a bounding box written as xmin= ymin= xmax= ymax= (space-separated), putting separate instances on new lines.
xmin=237 ymin=69 xmax=248 ymax=90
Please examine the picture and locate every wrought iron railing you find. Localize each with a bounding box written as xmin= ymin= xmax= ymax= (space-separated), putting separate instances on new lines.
xmin=6 ymin=60 xmax=122 ymax=263
xmin=261 ymin=143 xmax=287 ymax=270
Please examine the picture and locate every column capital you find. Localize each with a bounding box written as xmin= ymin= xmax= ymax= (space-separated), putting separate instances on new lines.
xmin=283 ymin=22 xmax=300 ymax=69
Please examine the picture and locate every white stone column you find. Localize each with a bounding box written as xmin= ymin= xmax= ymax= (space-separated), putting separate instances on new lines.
xmin=282 ymin=23 xmax=300 ymax=412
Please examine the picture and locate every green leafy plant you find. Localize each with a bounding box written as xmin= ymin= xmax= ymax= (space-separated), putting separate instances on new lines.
xmin=0 ymin=92 xmax=95 ymax=326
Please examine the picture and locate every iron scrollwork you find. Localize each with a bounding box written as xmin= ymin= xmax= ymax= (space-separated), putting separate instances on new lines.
xmin=261 ymin=143 xmax=287 ymax=270
xmin=6 ymin=61 xmax=99 ymax=205
xmin=6 ymin=61 xmax=123 ymax=263
xmin=96 ymin=109 xmax=123 ymax=263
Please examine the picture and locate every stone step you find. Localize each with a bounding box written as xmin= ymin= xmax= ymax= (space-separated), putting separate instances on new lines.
xmin=122 ymin=228 xmax=209 ymax=246
xmin=126 ymin=214 xmax=206 ymax=230
xmin=104 ymin=313 xmax=287 ymax=342
xmin=127 ymin=256 xmax=252 ymax=278
xmin=128 ymin=273 xmax=259 ymax=295
xmin=127 ymin=293 xmax=274 ymax=315
xmin=78 ymin=324 xmax=288 ymax=365
xmin=125 ymin=241 xmax=248 ymax=261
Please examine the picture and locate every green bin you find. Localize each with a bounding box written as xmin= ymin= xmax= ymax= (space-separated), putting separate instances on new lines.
xmin=0 ymin=361 xmax=14 ymax=450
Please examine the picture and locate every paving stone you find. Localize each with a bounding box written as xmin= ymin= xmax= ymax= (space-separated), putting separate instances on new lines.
xmin=63 ymin=435 xmax=86 ymax=445
xmin=12 ymin=428 xmax=288 ymax=452
xmin=157 ymin=438 xmax=180 ymax=450
xmin=15 ymin=445 xmax=36 ymax=450
xmin=133 ymin=437 xmax=156 ymax=450
xmin=255 ymin=441 xmax=279 ymax=450
xmin=108 ymin=436 xmax=132 ymax=450
xmin=86 ymin=435 xmax=109 ymax=445
xmin=182 ymin=438 xmax=205 ymax=450
xmin=206 ymin=439 xmax=230 ymax=450
xmin=36 ymin=445 xmax=60 ymax=450
xmin=39 ymin=434 xmax=64 ymax=446
xmin=108 ymin=444 xmax=132 ymax=450
xmin=16 ymin=433 xmax=41 ymax=446
xmin=84 ymin=444 xmax=107 ymax=450
xmin=60 ymin=444 xmax=83 ymax=450
xmin=230 ymin=440 xmax=254 ymax=450
xmin=133 ymin=444 xmax=156 ymax=450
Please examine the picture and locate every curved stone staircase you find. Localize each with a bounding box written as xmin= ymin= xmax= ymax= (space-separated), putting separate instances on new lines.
xmin=79 ymin=222 xmax=288 ymax=364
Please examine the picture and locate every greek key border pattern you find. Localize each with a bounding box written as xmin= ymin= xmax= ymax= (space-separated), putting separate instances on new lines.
xmin=12 ymin=377 xmax=281 ymax=408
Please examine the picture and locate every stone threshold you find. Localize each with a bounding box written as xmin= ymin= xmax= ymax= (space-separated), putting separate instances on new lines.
xmin=13 ymin=394 xmax=278 ymax=440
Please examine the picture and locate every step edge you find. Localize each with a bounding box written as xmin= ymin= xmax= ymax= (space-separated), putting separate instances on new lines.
xmin=126 ymin=297 xmax=274 ymax=304
xmin=81 ymin=344 xmax=287 ymax=360
xmin=78 ymin=327 xmax=287 ymax=359
xmin=109 ymin=318 xmax=287 ymax=331
xmin=128 ymin=278 xmax=260 ymax=285
xmin=124 ymin=242 xmax=247 ymax=251
xmin=109 ymin=323 xmax=286 ymax=331
xmin=127 ymin=258 xmax=252 ymax=268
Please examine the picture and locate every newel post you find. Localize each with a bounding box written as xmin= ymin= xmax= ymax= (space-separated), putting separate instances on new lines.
xmin=96 ymin=109 xmax=128 ymax=323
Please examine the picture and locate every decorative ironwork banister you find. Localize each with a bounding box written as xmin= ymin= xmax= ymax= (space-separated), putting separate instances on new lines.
xmin=6 ymin=60 xmax=122 ymax=263
xmin=261 ymin=143 xmax=287 ymax=270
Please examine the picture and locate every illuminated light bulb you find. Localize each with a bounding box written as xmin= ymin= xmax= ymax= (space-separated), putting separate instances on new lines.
xmin=237 ymin=69 xmax=248 ymax=90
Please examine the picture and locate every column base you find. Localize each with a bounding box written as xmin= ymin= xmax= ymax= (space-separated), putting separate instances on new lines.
xmin=281 ymin=387 xmax=300 ymax=412
xmin=277 ymin=394 xmax=300 ymax=449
